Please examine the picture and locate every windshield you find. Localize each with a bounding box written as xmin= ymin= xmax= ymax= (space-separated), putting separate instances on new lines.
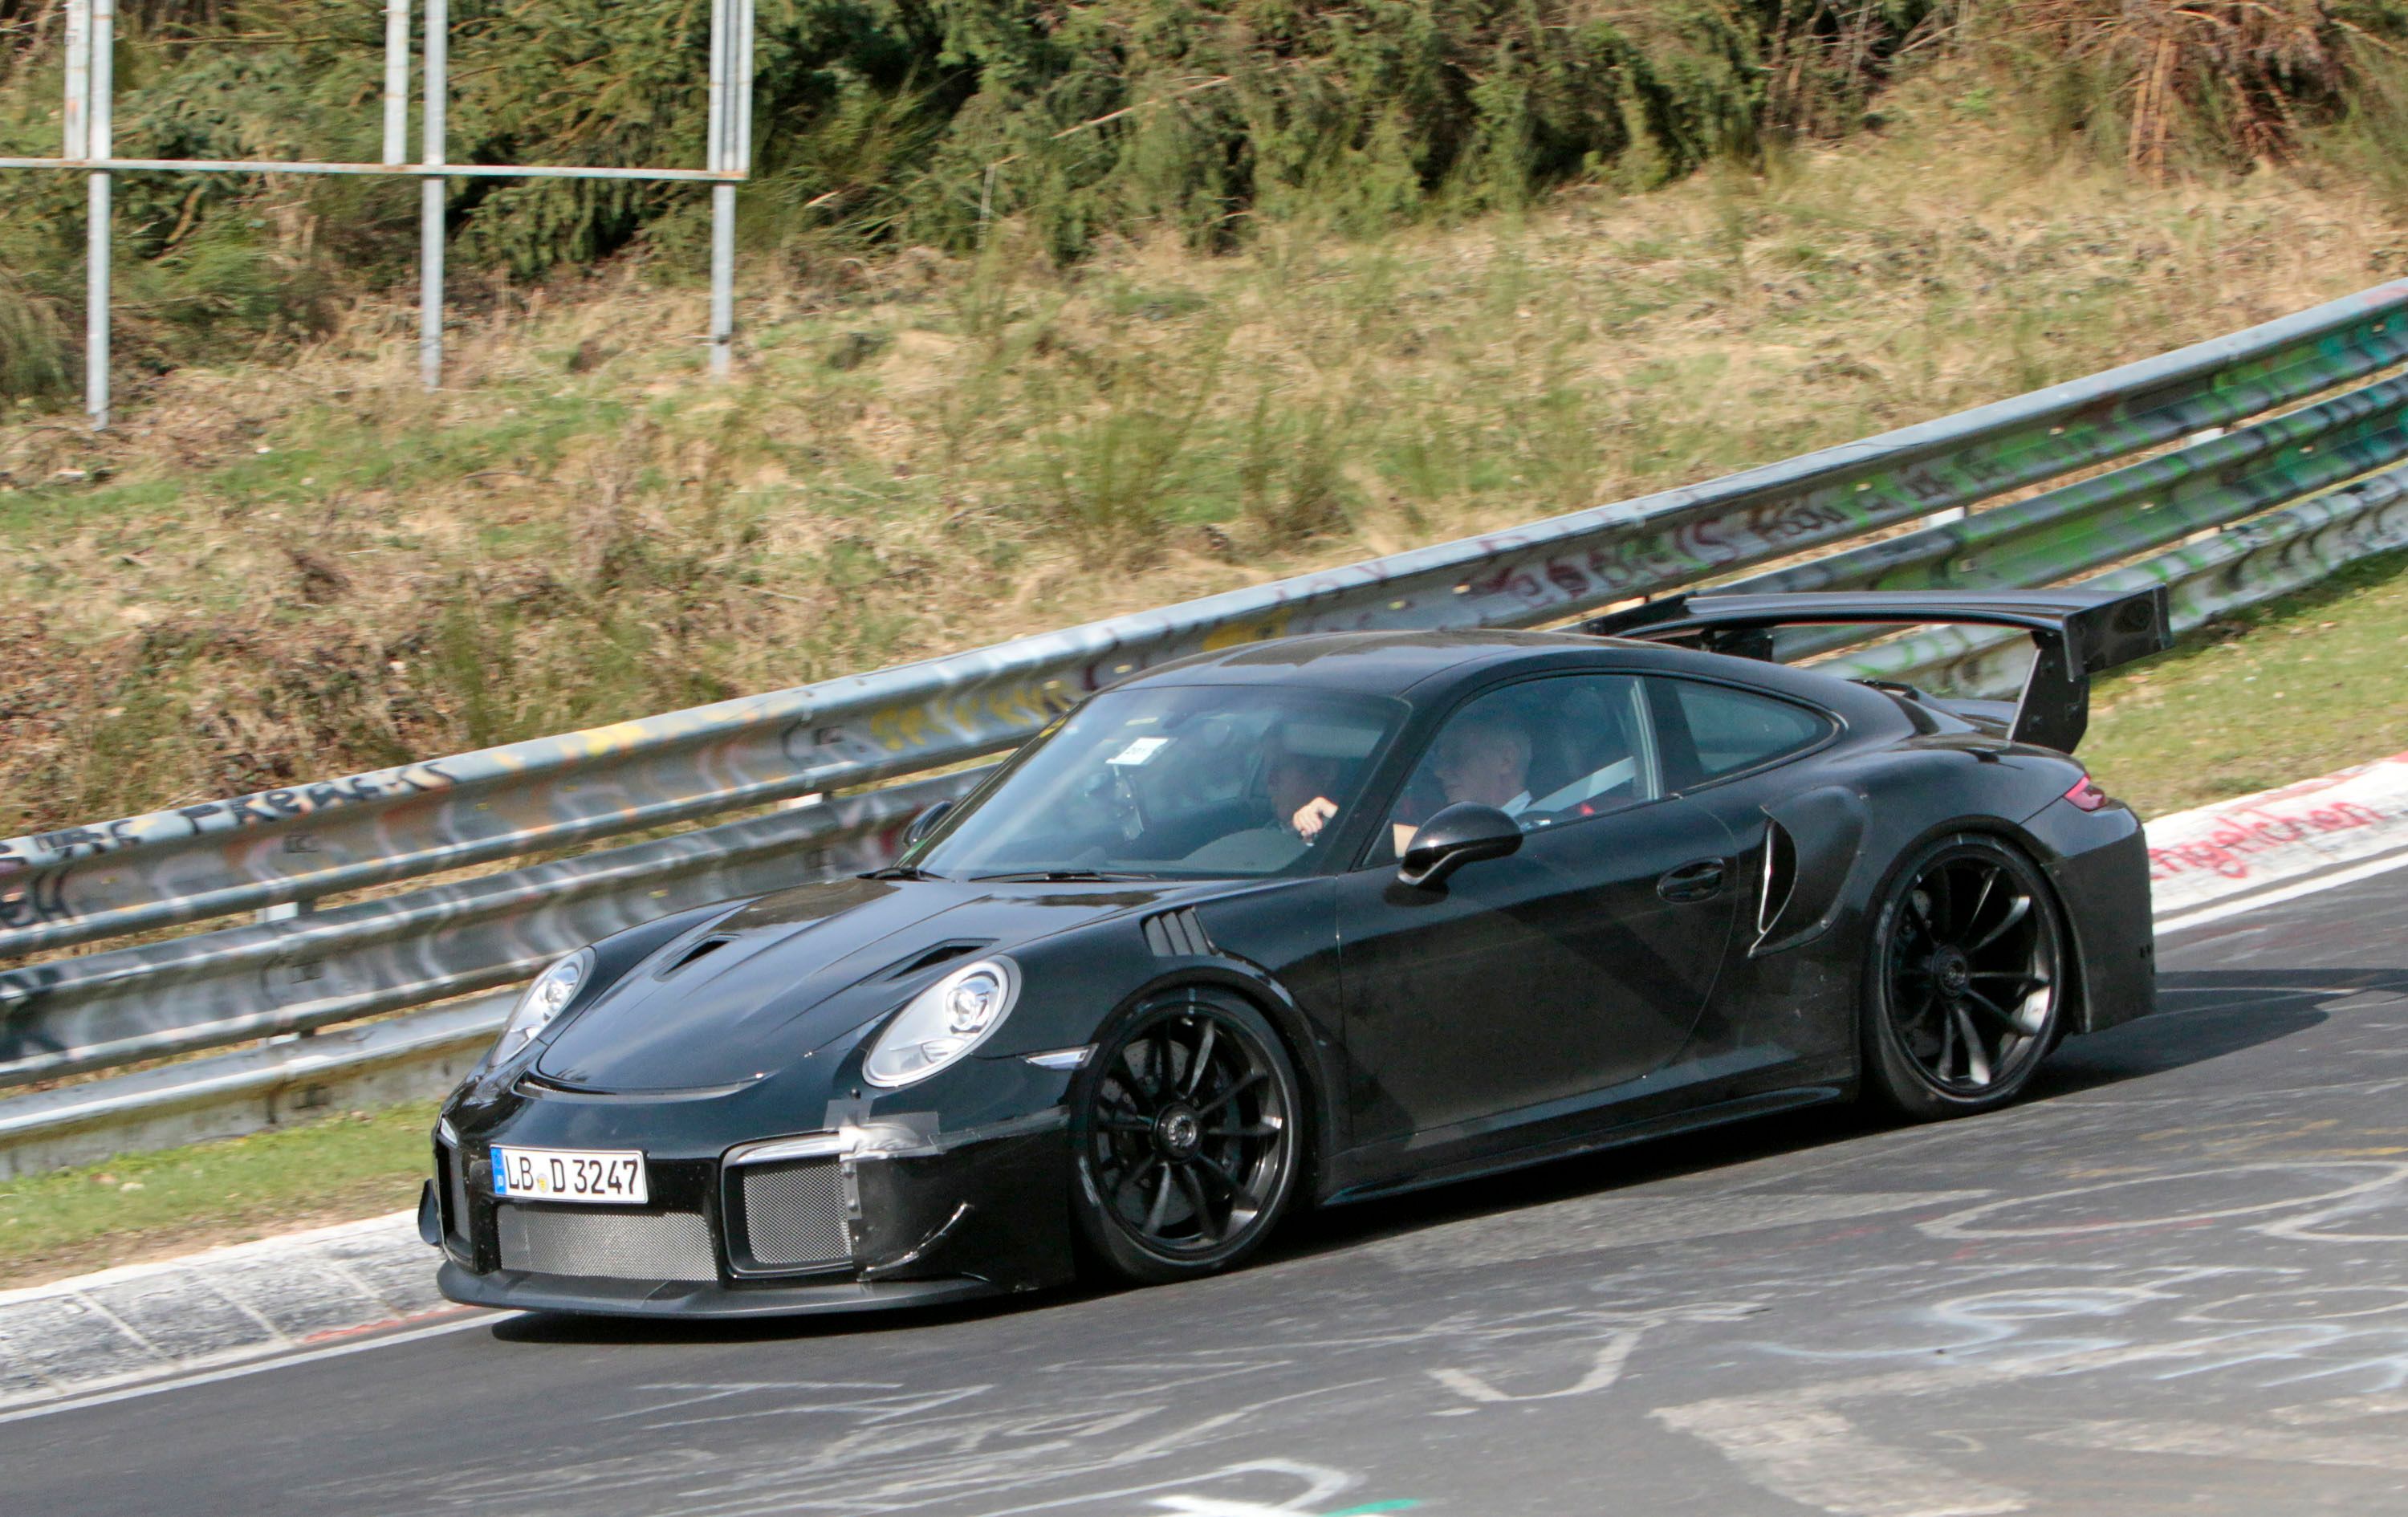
xmin=909 ymin=685 xmax=1405 ymax=881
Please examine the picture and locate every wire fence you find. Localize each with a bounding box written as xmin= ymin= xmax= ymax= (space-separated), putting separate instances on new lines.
xmin=0 ymin=0 xmax=755 ymax=426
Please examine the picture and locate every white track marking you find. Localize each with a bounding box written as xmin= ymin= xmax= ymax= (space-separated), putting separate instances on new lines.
xmin=1428 ymin=1329 xmax=1645 ymax=1404
xmin=1653 ymin=1398 xmax=2027 ymax=1517
xmin=0 ymin=1311 xmax=503 ymax=1427
xmin=2036 ymin=1415 xmax=2408 ymax=1472
xmin=1917 ymin=1163 xmax=2408 ymax=1240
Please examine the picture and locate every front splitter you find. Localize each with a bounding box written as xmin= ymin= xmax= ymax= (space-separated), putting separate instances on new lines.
xmin=436 ymin=1260 xmax=1005 ymax=1319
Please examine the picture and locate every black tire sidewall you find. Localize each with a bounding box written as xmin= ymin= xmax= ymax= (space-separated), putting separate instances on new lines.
xmin=1861 ymin=832 xmax=2064 ymax=1122
xmin=1069 ymin=990 xmax=1304 ymax=1286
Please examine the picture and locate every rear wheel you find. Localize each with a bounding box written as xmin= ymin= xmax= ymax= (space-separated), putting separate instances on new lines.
xmin=1863 ymin=833 xmax=2065 ymax=1120
xmin=1071 ymin=990 xmax=1303 ymax=1284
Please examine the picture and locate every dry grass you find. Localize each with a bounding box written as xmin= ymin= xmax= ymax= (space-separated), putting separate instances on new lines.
xmin=1983 ymin=0 xmax=2350 ymax=176
xmin=3 ymin=65 xmax=2405 ymax=837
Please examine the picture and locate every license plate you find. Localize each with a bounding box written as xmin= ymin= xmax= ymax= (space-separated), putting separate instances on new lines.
xmin=491 ymin=1146 xmax=649 ymax=1205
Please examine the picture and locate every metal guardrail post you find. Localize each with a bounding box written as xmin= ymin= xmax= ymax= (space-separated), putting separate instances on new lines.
xmin=83 ymin=0 xmax=113 ymax=432
xmin=419 ymin=0 xmax=446 ymax=392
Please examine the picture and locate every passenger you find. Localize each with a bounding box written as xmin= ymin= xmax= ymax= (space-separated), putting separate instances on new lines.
xmin=1393 ymin=715 xmax=1532 ymax=856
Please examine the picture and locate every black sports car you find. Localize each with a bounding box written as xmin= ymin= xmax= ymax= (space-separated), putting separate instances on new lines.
xmin=424 ymin=588 xmax=2168 ymax=1317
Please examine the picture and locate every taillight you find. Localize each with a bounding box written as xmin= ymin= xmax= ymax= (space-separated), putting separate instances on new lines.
xmin=2063 ymin=775 xmax=2109 ymax=811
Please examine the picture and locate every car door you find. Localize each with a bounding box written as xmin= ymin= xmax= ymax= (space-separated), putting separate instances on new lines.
xmin=1336 ymin=671 xmax=1741 ymax=1150
xmin=1641 ymin=673 xmax=1853 ymax=1063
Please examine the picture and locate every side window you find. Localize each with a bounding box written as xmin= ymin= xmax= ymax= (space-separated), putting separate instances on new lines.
xmin=1653 ymin=679 xmax=1830 ymax=787
xmin=1371 ymin=673 xmax=1662 ymax=864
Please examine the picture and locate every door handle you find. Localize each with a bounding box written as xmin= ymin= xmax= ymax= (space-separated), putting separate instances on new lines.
xmin=1658 ymin=858 xmax=1727 ymax=903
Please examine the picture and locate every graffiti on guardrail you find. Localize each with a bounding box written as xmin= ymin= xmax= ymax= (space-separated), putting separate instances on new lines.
xmin=6 ymin=281 xmax=2408 ymax=1110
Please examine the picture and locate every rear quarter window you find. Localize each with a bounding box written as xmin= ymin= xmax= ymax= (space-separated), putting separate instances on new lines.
xmin=1658 ymin=679 xmax=1832 ymax=784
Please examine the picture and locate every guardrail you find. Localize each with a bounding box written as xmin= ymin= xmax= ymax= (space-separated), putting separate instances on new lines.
xmin=5 ymin=281 xmax=2408 ymax=1147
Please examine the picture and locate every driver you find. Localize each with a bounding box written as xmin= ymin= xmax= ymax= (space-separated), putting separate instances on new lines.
xmin=1273 ymin=748 xmax=1345 ymax=843
xmin=1392 ymin=714 xmax=1532 ymax=856
xmin=1179 ymin=742 xmax=1344 ymax=872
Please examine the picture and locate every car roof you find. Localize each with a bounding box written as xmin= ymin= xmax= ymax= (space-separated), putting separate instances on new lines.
xmin=1120 ymin=628 xmax=1660 ymax=699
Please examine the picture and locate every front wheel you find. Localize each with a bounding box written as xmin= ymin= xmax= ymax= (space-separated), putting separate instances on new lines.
xmin=1071 ymin=990 xmax=1304 ymax=1285
xmin=1862 ymin=833 xmax=2066 ymax=1120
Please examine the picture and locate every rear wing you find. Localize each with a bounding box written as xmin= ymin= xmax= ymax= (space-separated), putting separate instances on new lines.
xmin=1584 ymin=587 xmax=2173 ymax=754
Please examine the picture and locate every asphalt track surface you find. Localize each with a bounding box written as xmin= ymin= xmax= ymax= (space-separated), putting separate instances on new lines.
xmin=9 ymin=869 xmax=2408 ymax=1517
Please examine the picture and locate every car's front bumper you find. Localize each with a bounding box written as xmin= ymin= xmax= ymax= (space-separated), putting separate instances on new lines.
xmin=431 ymin=1104 xmax=1081 ymax=1319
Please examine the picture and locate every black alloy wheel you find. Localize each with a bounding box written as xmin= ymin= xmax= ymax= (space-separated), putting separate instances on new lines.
xmin=1863 ymin=833 xmax=2065 ymax=1119
xmin=1072 ymin=990 xmax=1303 ymax=1283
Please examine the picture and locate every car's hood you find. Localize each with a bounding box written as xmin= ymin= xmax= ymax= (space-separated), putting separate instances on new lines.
xmin=534 ymin=876 xmax=1190 ymax=1091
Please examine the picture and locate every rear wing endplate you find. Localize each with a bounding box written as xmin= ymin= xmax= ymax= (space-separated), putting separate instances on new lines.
xmin=1584 ymin=587 xmax=2173 ymax=754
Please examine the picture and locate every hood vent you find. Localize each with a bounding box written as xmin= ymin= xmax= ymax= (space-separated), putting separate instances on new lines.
xmin=881 ymin=941 xmax=990 ymax=981
xmin=1143 ymin=909 xmax=1214 ymax=959
xmin=660 ymin=934 xmax=734 ymax=978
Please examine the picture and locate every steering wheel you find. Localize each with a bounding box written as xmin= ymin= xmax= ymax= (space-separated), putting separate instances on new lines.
xmin=1080 ymin=767 xmax=1152 ymax=840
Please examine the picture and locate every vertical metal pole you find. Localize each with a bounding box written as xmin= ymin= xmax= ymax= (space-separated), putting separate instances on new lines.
xmin=705 ymin=0 xmax=726 ymax=179
xmin=382 ymin=0 xmax=411 ymax=166
xmin=85 ymin=0 xmax=113 ymax=432
xmin=706 ymin=0 xmax=733 ymax=379
xmin=420 ymin=0 xmax=446 ymax=391
xmin=736 ymin=0 xmax=755 ymax=177
xmin=63 ymin=0 xmax=90 ymax=161
xmin=709 ymin=193 xmax=735 ymax=380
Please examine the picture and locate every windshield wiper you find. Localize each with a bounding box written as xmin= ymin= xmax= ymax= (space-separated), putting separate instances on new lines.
xmin=861 ymin=864 xmax=949 ymax=881
xmin=970 ymin=869 xmax=1154 ymax=883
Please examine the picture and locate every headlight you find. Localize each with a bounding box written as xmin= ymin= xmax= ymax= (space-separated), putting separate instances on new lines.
xmin=863 ymin=957 xmax=1021 ymax=1088
xmin=489 ymin=948 xmax=595 ymax=1065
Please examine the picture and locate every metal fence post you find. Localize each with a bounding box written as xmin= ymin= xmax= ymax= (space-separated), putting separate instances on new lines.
xmin=706 ymin=0 xmax=735 ymax=379
xmin=382 ymin=0 xmax=411 ymax=166
xmin=63 ymin=0 xmax=88 ymax=161
xmin=84 ymin=0 xmax=113 ymax=432
xmin=420 ymin=0 xmax=446 ymax=391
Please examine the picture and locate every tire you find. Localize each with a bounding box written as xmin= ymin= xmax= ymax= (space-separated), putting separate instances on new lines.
xmin=1070 ymin=988 xmax=1304 ymax=1285
xmin=1861 ymin=832 xmax=2068 ymax=1120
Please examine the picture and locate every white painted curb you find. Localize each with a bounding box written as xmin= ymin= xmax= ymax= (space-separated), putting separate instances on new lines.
xmin=2146 ymin=748 xmax=2408 ymax=932
xmin=0 ymin=1210 xmax=450 ymax=1412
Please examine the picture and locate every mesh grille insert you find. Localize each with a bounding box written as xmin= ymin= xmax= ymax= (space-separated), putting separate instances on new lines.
xmin=742 ymin=1160 xmax=853 ymax=1270
xmin=496 ymin=1206 xmax=716 ymax=1282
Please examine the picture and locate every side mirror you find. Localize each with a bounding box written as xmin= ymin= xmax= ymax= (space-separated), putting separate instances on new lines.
xmin=903 ymin=800 xmax=954 ymax=848
xmin=1397 ymin=803 xmax=1523 ymax=889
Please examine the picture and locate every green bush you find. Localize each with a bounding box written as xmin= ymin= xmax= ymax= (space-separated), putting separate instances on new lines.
xmin=10 ymin=0 xmax=2407 ymax=404
xmin=0 ymin=2 xmax=1839 ymax=384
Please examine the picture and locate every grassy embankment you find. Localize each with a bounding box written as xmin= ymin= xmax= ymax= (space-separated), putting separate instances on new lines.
xmin=1 ymin=1103 xmax=437 ymax=1284
xmin=9 ymin=83 xmax=2408 ymax=1283
xmin=9 ymin=65 xmax=2408 ymax=832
